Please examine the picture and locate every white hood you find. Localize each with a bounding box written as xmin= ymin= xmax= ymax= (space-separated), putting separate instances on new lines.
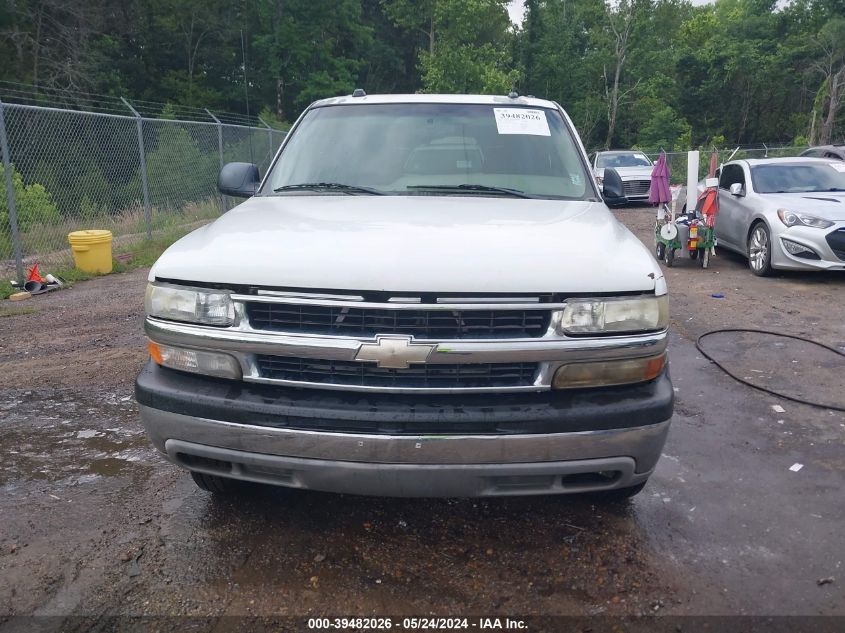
xmin=616 ymin=166 xmax=654 ymax=181
xmin=595 ymin=166 xmax=653 ymax=181
xmin=150 ymin=195 xmax=663 ymax=294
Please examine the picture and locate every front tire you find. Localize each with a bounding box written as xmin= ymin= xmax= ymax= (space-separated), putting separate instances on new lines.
xmin=748 ymin=223 xmax=773 ymax=276
xmin=665 ymin=248 xmax=674 ymax=267
xmin=191 ymin=471 xmax=243 ymax=494
xmin=590 ymin=481 xmax=647 ymax=502
xmin=700 ymin=248 xmax=710 ymax=269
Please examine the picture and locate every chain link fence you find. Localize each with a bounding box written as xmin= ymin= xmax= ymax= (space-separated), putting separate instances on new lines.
xmin=642 ymin=146 xmax=809 ymax=186
xmin=0 ymin=99 xmax=285 ymax=283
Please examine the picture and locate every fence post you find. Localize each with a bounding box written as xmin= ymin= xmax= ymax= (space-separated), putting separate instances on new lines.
xmin=258 ymin=116 xmax=273 ymax=161
xmin=0 ymin=99 xmax=25 ymax=286
xmin=122 ymin=97 xmax=152 ymax=239
xmin=206 ymin=109 xmax=227 ymax=214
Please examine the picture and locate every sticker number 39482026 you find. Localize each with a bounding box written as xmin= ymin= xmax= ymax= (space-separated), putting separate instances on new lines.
xmin=493 ymin=108 xmax=551 ymax=136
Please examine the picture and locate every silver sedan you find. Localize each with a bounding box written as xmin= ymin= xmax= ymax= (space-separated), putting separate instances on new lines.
xmin=714 ymin=157 xmax=845 ymax=276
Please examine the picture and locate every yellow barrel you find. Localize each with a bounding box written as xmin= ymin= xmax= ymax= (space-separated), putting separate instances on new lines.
xmin=67 ymin=230 xmax=113 ymax=274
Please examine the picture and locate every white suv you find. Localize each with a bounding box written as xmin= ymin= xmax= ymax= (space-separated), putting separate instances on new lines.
xmin=136 ymin=93 xmax=673 ymax=499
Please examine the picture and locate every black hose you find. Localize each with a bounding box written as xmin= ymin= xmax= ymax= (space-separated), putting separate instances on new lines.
xmin=695 ymin=328 xmax=845 ymax=412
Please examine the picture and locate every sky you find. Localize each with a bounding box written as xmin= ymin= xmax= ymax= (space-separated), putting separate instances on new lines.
xmin=507 ymin=0 xmax=715 ymax=25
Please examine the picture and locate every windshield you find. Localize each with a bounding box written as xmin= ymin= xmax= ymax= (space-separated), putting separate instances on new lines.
xmin=751 ymin=163 xmax=845 ymax=193
xmin=265 ymin=103 xmax=594 ymax=200
xmin=595 ymin=153 xmax=652 ymax=169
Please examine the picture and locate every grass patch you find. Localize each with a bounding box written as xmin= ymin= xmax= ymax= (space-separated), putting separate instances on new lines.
xmin=0 ymin=280 xmax=15 ymax=300
xmin=1 ymin=224 xmax=196 ymax=300
xmin=112 ymin=225 xmax=193 ymax=268
xmin=2 ymin=199 xmax=220 ymax=263
xmin=0 ymin=305 xmax=39 ymax=317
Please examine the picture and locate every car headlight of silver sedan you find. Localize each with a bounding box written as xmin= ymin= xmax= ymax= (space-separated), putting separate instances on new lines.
xmin=556 ymin=295 xmax=668 ymax=335
xmin=145 ymin=283 xmax=234 ymax=326
xmin=777 ymin=209 xmax=834 ymax=229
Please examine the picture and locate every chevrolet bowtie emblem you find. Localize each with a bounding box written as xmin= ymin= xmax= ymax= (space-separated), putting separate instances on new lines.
xmin=354 ymin=335 xmax=437 ymax=369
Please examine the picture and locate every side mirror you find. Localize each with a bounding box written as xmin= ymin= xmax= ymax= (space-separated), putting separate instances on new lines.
xmin=218 ymin=162 xmax=260 ymax=198
xmin=601 ymin=167 xmax=628 ymax=206
xmin=729 ymin=183 xmax=744 ymax=197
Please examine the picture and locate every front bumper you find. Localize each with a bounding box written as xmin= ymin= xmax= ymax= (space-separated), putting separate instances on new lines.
xmin=136 ymin=361 xmax=673 ymax=497
xmin=771 ymin=224 xmax=845 ymax=271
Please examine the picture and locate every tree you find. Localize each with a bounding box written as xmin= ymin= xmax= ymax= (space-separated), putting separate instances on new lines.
xmin=383 ymin=0 xmax=517 ymax=94
xmin=603 ymin=0 xmax=637 ymax=149
xmin=0 ymin=163 xmax=60 ymax=257
xmin=811 ymin=18 xmax=845 ymax=144
xmin=252 ymin=0 xmax=371 ymax=120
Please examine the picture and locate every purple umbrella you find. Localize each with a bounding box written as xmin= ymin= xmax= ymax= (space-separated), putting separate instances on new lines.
xmin=648 ymin=152 xmax=671 ymax=205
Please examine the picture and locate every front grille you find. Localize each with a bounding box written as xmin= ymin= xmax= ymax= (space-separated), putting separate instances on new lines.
xmin=255 ymin=355 xmax=538 ymax=389
xmin=826 ymin=228 xmax=845 ymax=261
xmin=623 ymin=180 xmax=651 ymax=197
xmin=246 ymin=303 xmax=551 ymax=339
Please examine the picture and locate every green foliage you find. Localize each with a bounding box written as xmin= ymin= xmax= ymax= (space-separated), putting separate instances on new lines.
xmin=383 ymin=0 xmax=517 ymax=94
xmin=257 ymin=107 xmax=289 ymax=131
xmin=420 ymin=45 xmax=517 ymax=94
xmin=637 ymin=106 xmax=692 ymax=152
xmin=1 ymin=0 xmax=842 ymax=151
xmin=252 ymin=0 xmax=372 ymax=119
xmin=0 ymin=164 xmax=61 ymax=257
xmin=140 ymin=124 xmax=217 ymax=210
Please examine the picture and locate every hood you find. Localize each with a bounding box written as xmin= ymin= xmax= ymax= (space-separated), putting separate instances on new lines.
xmin=150 ymin=195 xmax=663 ymax=294
xmin=594 ymin=166 xmax=654 ymax=180
xmin=762 ymin=192 xmax=845 ymax=221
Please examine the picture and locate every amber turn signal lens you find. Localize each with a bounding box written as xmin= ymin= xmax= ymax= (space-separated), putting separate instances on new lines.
xmin=552 ymin=353 xmax=666 ymax=389
xmin=147 ymin=340 xmax=164 ymax=365
xmin=643 ymin=354 xmax=666 ymax=381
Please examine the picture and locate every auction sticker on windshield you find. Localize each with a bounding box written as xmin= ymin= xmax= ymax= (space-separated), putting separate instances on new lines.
xmin=493 ymin=108 xmax=551 ymax=136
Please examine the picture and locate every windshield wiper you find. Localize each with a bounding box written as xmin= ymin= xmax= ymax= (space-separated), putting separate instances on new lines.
xmin=406 ymin=184 xmax=537 ymax=199
xmin=274 ymin=182 xmax=385 ymax=195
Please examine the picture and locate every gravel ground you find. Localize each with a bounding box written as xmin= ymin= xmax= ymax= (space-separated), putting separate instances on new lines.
xmin=1 ymin=206 xmax=843 ymax=629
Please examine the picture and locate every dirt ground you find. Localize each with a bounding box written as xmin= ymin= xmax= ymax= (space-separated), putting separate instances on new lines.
xmin=1 ymin=206 xmax=844 ymax=630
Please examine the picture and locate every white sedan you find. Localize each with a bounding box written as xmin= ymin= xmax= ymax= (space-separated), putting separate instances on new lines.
xmin=592 ymin=151 xmax=654 ymax=203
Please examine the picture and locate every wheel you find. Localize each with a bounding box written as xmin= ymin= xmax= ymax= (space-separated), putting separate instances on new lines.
xmin=655 ymin=242 xmax=666 ymax=260
xmin=700 ymin=248 xmax=710 ymax=268
xmin=748 ymin=222 xmax=773 ymax=276
xmin=689 ymin=249 xmax=698 ymax=260
xmin=191 ymin=471 xmax=242 ymax=494
xmin=590 ymin=481 xmax=647 ymax=502
xmin=665 ymin=248 xmax=674 ymax=267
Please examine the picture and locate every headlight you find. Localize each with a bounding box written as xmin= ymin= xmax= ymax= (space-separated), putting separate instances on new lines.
xmin=777 ymin=209 xmax=833 ymax=229
xmin=557 ymin=295 xmax=668 ymax=335
xmin=145 ymin=284 xmax=234 ymax=326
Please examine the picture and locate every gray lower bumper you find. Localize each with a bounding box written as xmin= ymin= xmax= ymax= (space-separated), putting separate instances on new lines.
xmin=141 ymin=406 xmax=670 ymax=497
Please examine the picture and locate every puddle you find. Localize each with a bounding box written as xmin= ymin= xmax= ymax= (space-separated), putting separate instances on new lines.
xmin=0 ymin=388 xmax=151 ymax=487
xmin=88 ymin=457 xmax=134 ymax=477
